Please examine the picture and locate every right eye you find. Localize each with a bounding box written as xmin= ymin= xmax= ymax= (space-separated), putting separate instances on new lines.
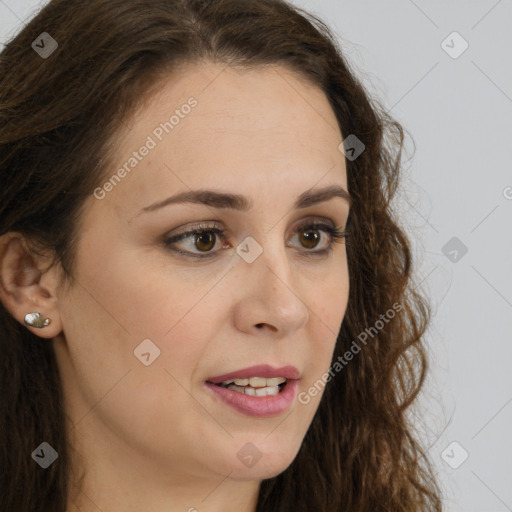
xmin=163 ymin=223 xmax=229 ymax=259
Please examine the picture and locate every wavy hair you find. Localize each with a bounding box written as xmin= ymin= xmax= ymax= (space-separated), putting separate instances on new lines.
xmin=0 ymin=0 xmax=442 ymax=510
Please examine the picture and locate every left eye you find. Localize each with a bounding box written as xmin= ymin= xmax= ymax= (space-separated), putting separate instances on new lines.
xmin=163 ymin=221 xmax=348 ymax=259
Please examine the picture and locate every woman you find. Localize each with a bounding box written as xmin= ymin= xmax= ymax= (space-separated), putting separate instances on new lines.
xmin=0 ymin=0 xmax=442 ymax=510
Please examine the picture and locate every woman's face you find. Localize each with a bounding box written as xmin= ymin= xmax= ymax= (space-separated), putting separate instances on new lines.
xmin=53 ymin=62 xmax=350 ymax=488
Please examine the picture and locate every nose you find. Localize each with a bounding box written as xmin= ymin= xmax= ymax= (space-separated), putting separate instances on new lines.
xmin=231 ymin=238 xmax=310 ymax=336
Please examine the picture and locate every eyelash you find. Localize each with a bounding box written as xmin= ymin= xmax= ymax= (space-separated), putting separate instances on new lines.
xmin=163 ymin=221 xmax=349 ymax=260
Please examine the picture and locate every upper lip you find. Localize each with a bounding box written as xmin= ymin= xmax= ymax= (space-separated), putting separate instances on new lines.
xmin=206 ymin=364 xmax=301 ymax=384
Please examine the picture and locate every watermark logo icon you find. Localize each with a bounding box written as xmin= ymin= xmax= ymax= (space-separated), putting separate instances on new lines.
xmin=237 ymin=442 xmax=262 ymax=468
xmin=32 ymin=442 xmax=58 ymax=469
xmin=441 ymin=31 xmax=469 ymax=59
xmin=236 ymin=236 xmax=263 ymax=263
xmin=338 ymin=134 xmax=365 ymax=161
xmin=31 ymin=32 xmax=58 ymax=59
xmin=134 ymin=338 xmax=161 ymax=366
xmin=442 ymin=237 xmax=468 ymax=263
xmin=441 ymin=441 xmax=469 ymax=469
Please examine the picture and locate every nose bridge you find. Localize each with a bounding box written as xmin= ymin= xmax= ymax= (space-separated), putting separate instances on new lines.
xmin=232 ymin=230 xmax=310 ymax=333
xmin=241 ymin=227 xmax=292 ymax=287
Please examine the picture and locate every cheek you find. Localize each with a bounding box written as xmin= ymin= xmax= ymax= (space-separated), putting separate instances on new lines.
xmin=56 ymin=265 xmax=222 ymax=464
xmin=70 ymin=250 xmax=218 ymax=340
xmin=55 ymin=252 xmax=213 ymax=406
xmin=310 ymin=261 xmax=349 ymax=334
xmin=304 ymin=265 xmax=349 ymax=375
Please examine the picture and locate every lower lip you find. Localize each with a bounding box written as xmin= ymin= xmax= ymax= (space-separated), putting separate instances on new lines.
xmin=204 ymin=379 xmax=299 ymax=417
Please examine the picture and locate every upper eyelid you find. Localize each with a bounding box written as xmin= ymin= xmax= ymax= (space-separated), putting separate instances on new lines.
xmin=165 ymin=216 xmax=339 ymax=238
xmin=170 ymin=220 xmax=224 ymax=235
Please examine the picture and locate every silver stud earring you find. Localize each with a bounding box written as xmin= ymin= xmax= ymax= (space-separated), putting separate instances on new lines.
xmin=24 ymin=312 xmax=51 ymax=328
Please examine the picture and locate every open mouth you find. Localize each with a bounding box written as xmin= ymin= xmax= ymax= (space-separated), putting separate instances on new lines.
xmin=207 ymin=377 xmax=288 ymax=397
xmin=204 ymin=373 xmax=300 ymax=417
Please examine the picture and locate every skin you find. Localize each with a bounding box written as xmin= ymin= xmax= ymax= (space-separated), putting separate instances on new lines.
xmin=0 ymin=62 xmax=350 ymax=512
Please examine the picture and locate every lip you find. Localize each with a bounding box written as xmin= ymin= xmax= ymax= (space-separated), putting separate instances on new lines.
xmin=204 ymin=364 xmax=301 ymax=417
xmin=206 ymin=364 xmax=301 ymax=384
xmin=204 ymin=378 xmax=299 ymax=417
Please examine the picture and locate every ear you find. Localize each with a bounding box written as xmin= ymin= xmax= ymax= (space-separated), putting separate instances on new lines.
xmin=0 ymin=232 xmax=63 ymax=339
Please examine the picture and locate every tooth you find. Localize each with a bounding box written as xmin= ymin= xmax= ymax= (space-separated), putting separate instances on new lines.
xmin=228 ymin=384 xmax=245 ymax=393
xmin=221 ymin=377 xmax=288 ymax=387
xmin=225 ymin=384 xmax=281 ymax=396
xmin=249 ymin=377 xmax=267 ymax=388
xmin=255 ymin=386 xmax=280 ymax=396
xmin=266 ymin=377 xmax=286 ymax=386
xmin=264 ymin=385 xmax=280 ymax=396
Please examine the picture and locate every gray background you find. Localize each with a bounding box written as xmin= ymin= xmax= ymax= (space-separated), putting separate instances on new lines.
xmin=1 ymin=0 xmax=511 ymax=510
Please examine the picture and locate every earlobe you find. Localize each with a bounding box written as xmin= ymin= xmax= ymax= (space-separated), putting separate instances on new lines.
xmin=0 ymin=233 xmax=63 ymax=339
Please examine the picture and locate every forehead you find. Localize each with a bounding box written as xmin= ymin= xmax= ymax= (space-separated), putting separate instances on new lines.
xmin=95 ymin=62 xmax=347 ymax=216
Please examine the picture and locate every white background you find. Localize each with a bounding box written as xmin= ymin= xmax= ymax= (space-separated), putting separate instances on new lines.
xmin=1 ymin=1 xmax=511 ymax=510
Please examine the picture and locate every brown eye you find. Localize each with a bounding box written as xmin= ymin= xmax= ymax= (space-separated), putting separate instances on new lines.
xmin=194 ymin=232 xmax=216 ymax=252
xmin=164 ymin=225 xmax=227 ymax=259
xmin=290 ymin=221 xmax=348 ymax=256
xmin=299 ymin=228 xmax=321 ymax=249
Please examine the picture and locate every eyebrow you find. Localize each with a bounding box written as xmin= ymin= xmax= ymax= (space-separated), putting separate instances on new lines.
xmin=139 ymin=184 xmax=351 ymax=215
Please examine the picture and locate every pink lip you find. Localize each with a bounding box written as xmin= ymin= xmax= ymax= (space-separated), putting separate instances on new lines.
xmin=206 ymin=364 xmax=301 ymax=384
xmin=204 ymin=379 xmax=299 ymax=417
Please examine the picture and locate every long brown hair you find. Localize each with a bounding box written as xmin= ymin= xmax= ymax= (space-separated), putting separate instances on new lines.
xmin=0 ymin=0 xmax=442 ymax=510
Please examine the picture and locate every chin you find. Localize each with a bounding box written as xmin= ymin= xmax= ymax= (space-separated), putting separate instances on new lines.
xmin=226 ymin=443 xmax=301 ymax=481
